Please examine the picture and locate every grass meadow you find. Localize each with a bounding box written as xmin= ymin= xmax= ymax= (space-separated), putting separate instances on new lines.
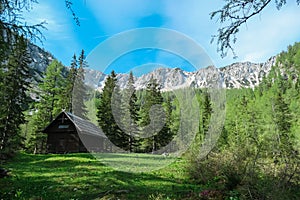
xmin=0 ymin=153 xmax=204 ymax=200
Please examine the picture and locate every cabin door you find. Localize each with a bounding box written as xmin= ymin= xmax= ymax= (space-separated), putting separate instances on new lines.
xmin=57 ymin=138 xmax=66 ymax=153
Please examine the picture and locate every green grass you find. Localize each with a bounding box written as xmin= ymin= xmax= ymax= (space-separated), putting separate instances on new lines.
xmin=0 ymin=152 xmax=203 ymax=200
xmin=92 ymin=153 xmax=178 ymax=172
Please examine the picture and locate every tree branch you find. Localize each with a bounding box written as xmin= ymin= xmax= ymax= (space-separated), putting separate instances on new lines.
xmin=210 ymin=0 xmax=276 ymax=58
xmin=65 ymin=0 xmax=80 ymax=26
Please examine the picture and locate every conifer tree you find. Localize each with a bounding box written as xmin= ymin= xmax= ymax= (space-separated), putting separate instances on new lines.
xmin=73 ymin=50 xmax=88 ymax=119
xmin=272 ymin=85 xmax=294 ymax=159
xmin=97 ymin=71 xmax=124 ymax=149
xmin=139 ymin=76 xmax=172 ymax=153
xmin=202 ymin=90 xmax=212 ymax=137
xmin=62 ymin=54 xmax=77 ymax=112
xmin=160 ymin=94 xmax=174 ymax=150
xmin=111 ymin=79 xmax=129 ymax=148
xmin=0 ymin=35 xmax=32 ymax=158
xmin=29 ymin=60 xmax=65 ymax=153
xmin=121 ymin=71 xmax=139 ymax=152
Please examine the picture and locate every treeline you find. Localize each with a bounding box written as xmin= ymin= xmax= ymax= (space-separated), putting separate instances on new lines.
xmin=189 ymin=42 xmax=300 ymax=199
xmin=95 ymin=70 xmax=215 ymax=153
xmin=0 ymin=37 xmax=212 ymax=157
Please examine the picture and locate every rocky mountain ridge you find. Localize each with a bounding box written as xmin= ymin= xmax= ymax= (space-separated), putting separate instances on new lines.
xmin=28 ymin=43 xmax=277 ymax=90
xmin=86 ymin=56 xmax=276 ymax=91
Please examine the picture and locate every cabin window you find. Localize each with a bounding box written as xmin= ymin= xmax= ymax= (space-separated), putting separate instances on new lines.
xmin=58 ymin=125 xmax=69 ymax=129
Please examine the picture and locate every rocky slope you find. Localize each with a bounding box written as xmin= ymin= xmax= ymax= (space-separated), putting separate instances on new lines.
xmin=219 ymin=57 xmax=276 ymax=89
xmin=28 ymin=43 xmax=55 ymax=78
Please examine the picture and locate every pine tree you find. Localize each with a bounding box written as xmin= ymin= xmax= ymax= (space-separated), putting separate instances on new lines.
xmin=61 ymin=54 xmax=77 ymax=112
xmin=202 ymin=90 xmax=212 ymax=137
xmin=73 ymin=50 xmax=88 ymax=119
xmin=0 ymin=35 xmax=32 ymax=159
xmin=139 ymin=76 xmax=171 ymax=153
xmin=160 ymin=94 xmax=174 ymax=150
xmin=272 ymin=87 xmax=293 ymax=158
xmin=121 ymin=71 xmax=139 ymax=152
xmin=29 ymin=60 xmax=65 ymax=153
xmin=97 ymin=71 xmax=124 ymax=150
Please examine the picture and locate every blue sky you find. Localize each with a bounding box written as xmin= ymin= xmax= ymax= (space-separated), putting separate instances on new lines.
xmin=24 ymin=0 xmax=300 ymax=75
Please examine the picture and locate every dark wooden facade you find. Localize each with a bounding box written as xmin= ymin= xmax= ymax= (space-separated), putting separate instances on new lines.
xmin=43 ymin=112 xmax=107 ymax=153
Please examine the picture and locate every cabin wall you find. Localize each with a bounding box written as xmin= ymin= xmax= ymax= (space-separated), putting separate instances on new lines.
xmin=45 ymin=116 xmax=87 ymax=153
xmin=79 ymin=134 xmax=108 ymax=152
xmin=44 ymin=112 xmax=107 ymax=154
xmin=47 ymin=132 xmax=87 ymax=153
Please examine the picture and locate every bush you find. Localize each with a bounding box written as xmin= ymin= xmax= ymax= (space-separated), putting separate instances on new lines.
xmin=187 ymin=148 xmax=300 ymax=200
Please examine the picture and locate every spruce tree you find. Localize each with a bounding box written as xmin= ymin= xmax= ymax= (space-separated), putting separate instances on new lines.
xmin=160 ymin=94 xmax=174 ymax=150
xmin=139 ymin=76 xmax=172 ymax=153
xmin=202 ymin=90 xmax=212 ymax=137
xmin=272 ymin=84 xmax=294 ymax=159
xmin=62 ymin=54 xmax=77 ymax=112
xmin=73 ymin=50 xmax=88 ymax=119
xmin=121 ymin=71 xmax=139 ymax=152
xmin=0 ymin=35 xmax=32 ymax=158
xmin=97 ymin=71 xmax=124 ymax=150
xmin=111 ymin=79 xmax=129 ymax=149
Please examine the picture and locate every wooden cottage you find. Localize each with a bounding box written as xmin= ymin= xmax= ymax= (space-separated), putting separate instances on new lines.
xmin=43 ymin=111 xmax=108 ymax=153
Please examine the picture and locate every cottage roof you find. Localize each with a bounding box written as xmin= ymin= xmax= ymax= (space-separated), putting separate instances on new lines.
xmin=66 ymin=112 xmax=106 ymax=138
xmin=43 ymin=111 xmax=107 ymax=138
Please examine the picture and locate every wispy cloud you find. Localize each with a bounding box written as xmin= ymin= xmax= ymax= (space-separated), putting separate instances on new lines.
xmin=23 ymin=2 xmax=69 ymax=38
xmin=23 ymin=1 xmax=82 ymax=65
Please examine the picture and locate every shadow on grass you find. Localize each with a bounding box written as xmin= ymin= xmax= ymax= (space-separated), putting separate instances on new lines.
xmin=0 ymin=153 xmax=202 ymax=200
xmin=93 ymin=153 xmax=178 ymax=173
